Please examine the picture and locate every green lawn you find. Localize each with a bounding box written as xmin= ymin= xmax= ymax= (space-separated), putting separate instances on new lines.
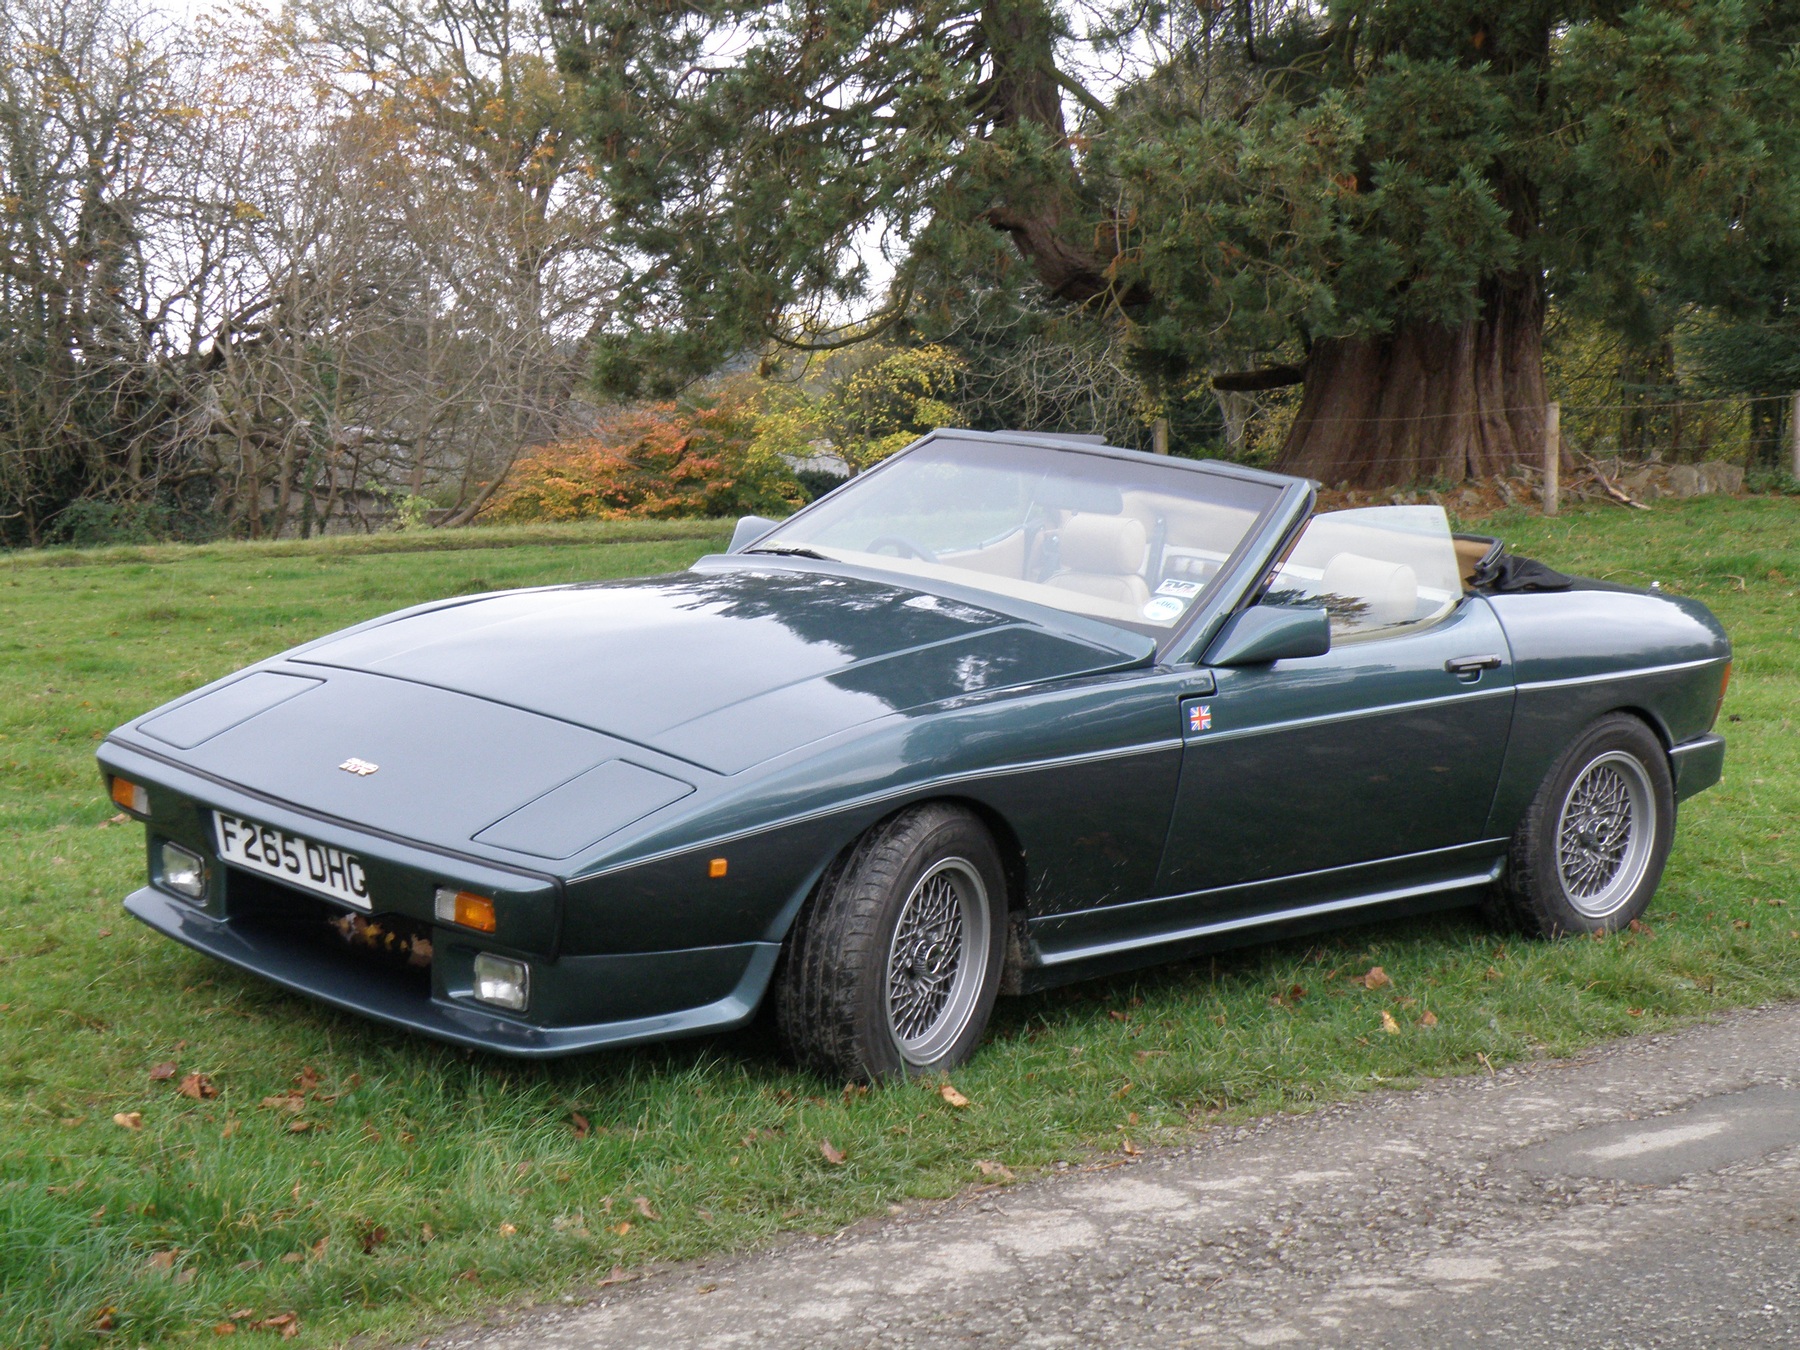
xmin=2 ymin=499 xmax=1796 ymax=1348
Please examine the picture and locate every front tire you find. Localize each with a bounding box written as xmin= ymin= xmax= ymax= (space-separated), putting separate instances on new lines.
xmin=774 ymin=804 xmax=1007 ymax=1082
xmin=1493 ymin=713 xmax=1675 ymax=937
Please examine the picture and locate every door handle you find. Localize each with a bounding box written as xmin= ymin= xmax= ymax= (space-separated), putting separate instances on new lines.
xmin=1445 ymin=654 xmax=1503 ymax=676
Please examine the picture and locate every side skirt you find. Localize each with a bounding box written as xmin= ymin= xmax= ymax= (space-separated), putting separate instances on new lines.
xmin=1015 ymin=852 xmax=1504 ymax=993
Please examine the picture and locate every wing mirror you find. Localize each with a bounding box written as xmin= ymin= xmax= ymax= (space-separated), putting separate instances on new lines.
xmin=1206 ymin=603 xmax=1331 ymax=666
xmin=728 ymin=515 xmax=778 ymax=553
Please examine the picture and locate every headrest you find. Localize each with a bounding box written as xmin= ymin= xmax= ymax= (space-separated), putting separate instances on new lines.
xmin=1057 ymin=514 xmax=1148 ymax=576
xmin=1321 ymin=552 xmax=1418 ymax=627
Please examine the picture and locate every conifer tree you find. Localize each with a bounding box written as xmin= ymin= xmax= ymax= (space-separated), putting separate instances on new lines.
xmin=559 ymin=1 xmax=1800 ymax=484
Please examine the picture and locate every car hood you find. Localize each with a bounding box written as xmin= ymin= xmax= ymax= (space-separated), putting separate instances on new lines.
xmin=284 ymin=560 xmax=1153 ymax=775
xmin=109 ymin=561 xmax=1152 ymax=863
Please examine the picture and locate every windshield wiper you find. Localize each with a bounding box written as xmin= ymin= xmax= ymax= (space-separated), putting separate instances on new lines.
xmin=745 ymin=546 xmax=829 ymax=560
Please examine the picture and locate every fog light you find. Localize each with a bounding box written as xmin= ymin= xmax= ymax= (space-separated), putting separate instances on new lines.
xmin=159 ymin=842 xmax=206 ymax=900
xmin=472 ymin=953 xmax=529 ymax=1011
xmin=111 ymin=776 xmax=148 ymax=815
xmin=435 ymin=887 xmax=496 ymax=933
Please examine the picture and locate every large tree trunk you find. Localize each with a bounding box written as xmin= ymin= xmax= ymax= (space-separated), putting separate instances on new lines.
xmin=1276 ymin=275 xmax=1548 ymax=488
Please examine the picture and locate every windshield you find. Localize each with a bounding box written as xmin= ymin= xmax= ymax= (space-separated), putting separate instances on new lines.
xmin=750 ymin=436 xmax=1279 ymax=633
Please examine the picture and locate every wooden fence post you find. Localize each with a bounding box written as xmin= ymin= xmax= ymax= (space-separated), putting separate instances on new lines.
xmin=1544 ymin=401 xmax=1560 ymax=517
xmin=1790 ymin=391 xmax=1800 ymax=480
xmin=1152 ymin=417 xmax=1170 ymax=456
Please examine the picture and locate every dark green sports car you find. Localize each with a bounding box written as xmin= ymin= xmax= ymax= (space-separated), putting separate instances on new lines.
xmin=98 ymin=431 xmax=1731 ymax=1081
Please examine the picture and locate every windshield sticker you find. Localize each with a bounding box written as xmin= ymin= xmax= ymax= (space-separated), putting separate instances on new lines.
xmin=1155 ymin=578 xmax=1203 ymax=599
xmin=1142 ymin=596 xmax=1186 ymax=622
xmin=1187 ymin=704 xmax=1213 ymax=734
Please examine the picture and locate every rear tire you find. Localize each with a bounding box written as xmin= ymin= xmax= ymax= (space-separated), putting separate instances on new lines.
xmin=774 ymin=804 xmax=1007 ymax=1083
xmin=1493 ymin=713 xmax=1674 ymax=937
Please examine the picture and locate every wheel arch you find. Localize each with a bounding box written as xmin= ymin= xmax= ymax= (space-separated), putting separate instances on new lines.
xmin=1606 ymin=702 xmax=1674 ymax=750
xmin=772 ymin=793 xmax=1033 ymax=992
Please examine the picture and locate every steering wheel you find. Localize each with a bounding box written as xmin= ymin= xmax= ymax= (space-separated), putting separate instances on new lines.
xmin=866 ymin=535 xmax=939 ymax=564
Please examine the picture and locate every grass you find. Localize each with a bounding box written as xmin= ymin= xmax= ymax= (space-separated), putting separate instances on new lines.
xmin=2 ymin=499 xmax=1797 ymax=1347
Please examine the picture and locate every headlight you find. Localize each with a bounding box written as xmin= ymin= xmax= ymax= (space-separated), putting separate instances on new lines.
xmin=472 ymin=953 xmax=528 ymax=1012
xmin=158 ymin=842 xmax=206 ymax=900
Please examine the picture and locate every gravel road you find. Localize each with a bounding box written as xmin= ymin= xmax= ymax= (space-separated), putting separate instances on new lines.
xmin=440 ymin=1003 xmax=1800 ymax=1349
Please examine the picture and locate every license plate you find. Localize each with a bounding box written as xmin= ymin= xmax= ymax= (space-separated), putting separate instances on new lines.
xmin=213 ymin=813 xmax=371 ymax=911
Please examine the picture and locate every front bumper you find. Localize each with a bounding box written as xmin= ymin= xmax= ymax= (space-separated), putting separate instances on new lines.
xmin=126 ymin=885 xmax=778 ymax=1057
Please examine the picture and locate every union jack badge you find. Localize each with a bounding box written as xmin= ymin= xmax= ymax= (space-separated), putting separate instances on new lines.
xmin=1187 ymin=704 xmax=1212 ymax=734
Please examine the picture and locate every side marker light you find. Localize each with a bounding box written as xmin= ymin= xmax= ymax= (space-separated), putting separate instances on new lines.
xmin=709 ymin=858 xmax=728 ymax=879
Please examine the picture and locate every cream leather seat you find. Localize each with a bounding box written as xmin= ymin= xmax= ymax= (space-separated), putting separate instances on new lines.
xmin=1321 ymin=552 xmax=1419 ymax=629
xmin=1047 ymin=514 xmax=1151 ymax=609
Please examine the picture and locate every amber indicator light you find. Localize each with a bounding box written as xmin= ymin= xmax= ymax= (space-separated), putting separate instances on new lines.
xmin=435 ymin=889 xmax=496 ymax=933
xmin=110 ymin=776 xmax=148 ymax=814
xmin=1715 ymin=659 xmax=1733 ymax=725
xmin=708 ymin=858 xmax=728 ymax=879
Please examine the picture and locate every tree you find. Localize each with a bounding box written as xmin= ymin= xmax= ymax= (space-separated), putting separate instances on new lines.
xmin=557 ymin=1 xmax=1800 ymax=485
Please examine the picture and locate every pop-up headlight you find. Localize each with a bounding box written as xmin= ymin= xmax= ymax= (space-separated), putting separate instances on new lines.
xmin=158 ymin=842 xmax=206 ymax=900
xmin=472 ymin=953 xmax=529 ymax=1012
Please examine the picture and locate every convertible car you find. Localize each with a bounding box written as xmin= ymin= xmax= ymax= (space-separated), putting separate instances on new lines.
xmin=98 ymin=430 xmax=1731 ymax=1081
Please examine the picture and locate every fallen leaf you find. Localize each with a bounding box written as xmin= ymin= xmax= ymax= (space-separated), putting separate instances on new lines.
xmin=938 ymin=1084 xmax=970 ymax=1108
xmin=93 ymin=1306 xmax=117 ymax=1331
xmin=1380 ymin=1010 xmax=1401 ymax=1034
xmin=610 ymin=1221 xmax=632 ymax=1237
xmin=279 ymin=1252 xmax=305 ymax=1264
xmin=1628 ymin=919 xmax=1654 ymax=936
xmin=1421 ymin=1010 xmax=1439 ymax=1028
xmin=975 ymin=1159 xmax=1015 ymax=1182
xmin=1120 ymin=1138 xmax=1142 ymax=1157
xmin=226 ymin=1308 xmax=255 ymax=1320
xmin=819 ymin=1138 xmax=846 ymax=1165
xmin=570 ymin=1111 xmax=591 ymax=1139
xmin=596 ymin=1263 xmax=635 ymax=1287
xmin=178 ymin=1073 xmax=217 ymax=1101
xmin=311 ymin=1237 xmax=329 ymax=1260
xmin=420 ymin=1223 xmax=435 ymax=1244
xmin=1628 ymin=1007 xmax=1645 ymax=1017
xmin=1353 ymin=966 xmax=1393 ymax=990
xmin=1107 ymin=1010 xmax=1128 ymax=1022
xmin=458 ymin=1269 xmax=481 ymax=1282
xmin=221 ymin=1119 xmax=239 ymax=1139
xmin=1734 ymin=920 xmax=1751 ymax=930
xmin=358 ymin=1224 xmax=388 ymax=1255
xmin=841 ymin=1083 xmax=870 ymax=1104
xmin=260 ymin=1092 xmax=304 ymax=1114
xmin=287 ymin=1120 xmax=315 ymax=1134
xmin=143 ymin=1248 xmax=178 ymax=1274
xmin=150 ymin=1062 xmax=179 ymax=1082
xmin=254 ymin=1312 xmax=299 ymax=1339
xmin=498 ymin=1222 xmax=517 ymax=1236
xmin=214 ymin=1321 xmax=238 ymax=1336
xmin=633 ymin=1196 xmax=659 ymax=1221
xmin=113 ymin=1111 xmax=143 ymax=1130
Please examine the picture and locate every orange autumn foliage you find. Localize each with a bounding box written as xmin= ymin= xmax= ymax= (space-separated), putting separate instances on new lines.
xmin=483 ymin=398 xmax=801 ymax=522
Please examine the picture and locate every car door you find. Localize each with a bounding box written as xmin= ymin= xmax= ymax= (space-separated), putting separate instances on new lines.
xmin=1154 ymin=507 xmax=1517 ymax=911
